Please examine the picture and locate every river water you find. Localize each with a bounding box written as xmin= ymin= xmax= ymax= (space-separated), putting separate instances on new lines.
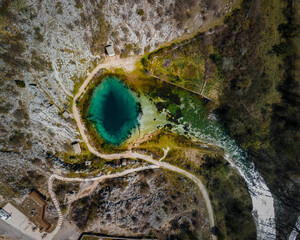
xmin=195 ymin=120 xmax=276 ymax=240
xmin=173 ymin=94 xmax=276 ymax=239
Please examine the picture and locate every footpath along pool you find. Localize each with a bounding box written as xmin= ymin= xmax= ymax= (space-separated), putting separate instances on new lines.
xmin=85 ymin=74 xmax=276 ymax=240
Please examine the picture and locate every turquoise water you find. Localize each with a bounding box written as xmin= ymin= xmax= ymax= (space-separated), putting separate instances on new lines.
xmin=173 ymin=91 xmax=276 ymax=239
xmin=87 ymin=76 xmax=140 ymax=146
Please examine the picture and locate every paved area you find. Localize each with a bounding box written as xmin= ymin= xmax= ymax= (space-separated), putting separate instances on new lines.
xmin=52 ymin=220 xmax=78 ymax=240
xmin=2 ymin=203 xmax=43 ymax=240
xmin=79 ymin=233 xmax=157 ymax=240
xmin=0 ymin=218 xmax=35 ymax=240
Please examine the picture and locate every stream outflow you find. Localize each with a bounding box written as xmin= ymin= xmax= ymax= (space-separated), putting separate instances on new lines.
xmin=190 ymin=121 xmax=276 ymax=240
xmin=73 ymin=55 xmax=276 ymax=239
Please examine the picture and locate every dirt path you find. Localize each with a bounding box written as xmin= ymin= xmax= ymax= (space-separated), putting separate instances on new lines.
xmin=149 ymin=73 xmax=213 ymax=101
xmin=67 ymin=55 xmax=217 ymax=240
xmin=74 ymin=55 xmax=139 ymax=102
xmin=47 ymin=166 xmax=159 ymax=240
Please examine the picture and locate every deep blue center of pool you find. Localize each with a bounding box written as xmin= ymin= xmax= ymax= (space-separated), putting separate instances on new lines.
xmin=87 ymin=76 xmax=139 ymax=146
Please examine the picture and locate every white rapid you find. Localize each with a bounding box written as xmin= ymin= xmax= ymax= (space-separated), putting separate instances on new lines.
xmin=70 ymin=50 xmax=276 ymax=239
xmin=177 ymin=115 xmax=276 ymax=239
xmin=289 ymin=216 xmax=300 ymax=240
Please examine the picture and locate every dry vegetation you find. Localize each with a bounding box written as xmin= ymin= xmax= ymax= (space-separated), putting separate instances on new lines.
xmin=69 ymin=169 xmax=211 ymax=240
xmin=138 ymin=132 xmax=256 ymax=240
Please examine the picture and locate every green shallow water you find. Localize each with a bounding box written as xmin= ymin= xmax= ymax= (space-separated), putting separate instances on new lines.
xmin=87 ymin=76 xmax=140 ymax=146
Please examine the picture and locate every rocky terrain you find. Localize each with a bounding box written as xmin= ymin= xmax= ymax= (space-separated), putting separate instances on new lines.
xmin=65 ymin=169 xmax=210 ymax=240
xmin=2 ymin=0 xmax=286 ymax=240
xmin=0 ymin=0 xmax=236 ymax=201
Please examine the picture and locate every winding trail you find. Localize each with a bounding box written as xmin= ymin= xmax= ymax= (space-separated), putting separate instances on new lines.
xmin=47 ymin=166 xmax=159 ymax=240
xmin=67 ymin=55 xmax=217 ymax=240
xmin=74 ymin=55 xmax=138 ymax=103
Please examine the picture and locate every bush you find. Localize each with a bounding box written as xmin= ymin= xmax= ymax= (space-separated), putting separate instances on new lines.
xmin=75 ymin=1 xmax=83 ymax=9
xmin=15 ymin=80 xmax=25 ymax=88
xmin=136 ymin=9 xmax=144 ymax=16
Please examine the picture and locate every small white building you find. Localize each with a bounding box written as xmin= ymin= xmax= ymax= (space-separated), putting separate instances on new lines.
xmin=105 ymin=45 xmax=115 ymax=57
xmin=122 ymin=160 xmax=127 ymax=166
xmin=0 ymin=208 xmax=11 ymax=220
xmin=62 ymin=110 xmax=70 ymax=119
xmin=72 ymin=142 xmax=81 ymax=154
xmin=85 ymin=161 xmax=91 ymax=166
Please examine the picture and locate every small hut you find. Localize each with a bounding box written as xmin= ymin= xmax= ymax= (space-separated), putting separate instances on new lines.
xmin=72 ymin=141 xmax=81 ymax=154
xmin=85 ymin=161 xmax=91 ymax=166
xmin=62 ymin=110 xmax=70 ymax=119
xmin=105 ymin=45 xmax=115 ymax=57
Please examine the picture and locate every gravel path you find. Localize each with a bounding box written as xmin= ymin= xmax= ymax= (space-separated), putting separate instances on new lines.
xmin=49 ymin=55 xmax=218 ymax=240
xmin=47 ymin=166 xmax=159 ymax=240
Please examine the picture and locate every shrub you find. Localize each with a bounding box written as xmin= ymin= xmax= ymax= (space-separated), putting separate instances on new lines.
xmin=15 ymin=80 xmax=25 ymax=88
xmin=75 ymin=1 xmax=83 ymax=9
xmin=136 ymin=9 xmax=144 ymax=16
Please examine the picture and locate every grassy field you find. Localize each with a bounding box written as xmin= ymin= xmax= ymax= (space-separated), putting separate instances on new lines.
xmin=149 ymin=46 xmax=205 ymax=93
xmin=81 ymin=236 xmax=99 ymax=240
xmin=140 ymin=34 xmax=234 ymax=104
xmin=256 ymin=0 xmax=285 ymax=108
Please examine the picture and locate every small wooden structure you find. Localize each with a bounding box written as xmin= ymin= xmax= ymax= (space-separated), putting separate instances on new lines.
xmin=85 ymin=161 xmax=91 ymax=166
xmin=72 ymin=141 xmax=81 ymax=154
xmin=105 ymin=45 xmax=115 ymax=57
xmin=62 ymin=110 xmax=70 ymax=119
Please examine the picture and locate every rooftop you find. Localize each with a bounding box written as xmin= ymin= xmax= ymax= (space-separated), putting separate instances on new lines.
xmin=105 ymin=45 xmax=115 ymax=57
xmin=28 ymin=190 xmax=51 ymax=233
xmin=72 ymin=141 xmax=81 ymax=154
xmin=62 ymin=110 xmax=70 ymax=119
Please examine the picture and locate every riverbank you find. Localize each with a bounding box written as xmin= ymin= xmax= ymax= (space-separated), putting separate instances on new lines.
xmin=76 ymin=70 xmax=169 ymax=154
xmin=70 ymin=48 xmax=269 ymax=240
xmin=70 ymin=54 xmax=217 ymax=240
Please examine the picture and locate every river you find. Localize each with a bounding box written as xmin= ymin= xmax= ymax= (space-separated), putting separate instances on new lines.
xmin=173 ymin=93 xmax=276 ymax=239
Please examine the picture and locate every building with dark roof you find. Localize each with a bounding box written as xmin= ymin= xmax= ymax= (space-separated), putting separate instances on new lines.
xmin=28 ymin=190 xmax=51 ymax=233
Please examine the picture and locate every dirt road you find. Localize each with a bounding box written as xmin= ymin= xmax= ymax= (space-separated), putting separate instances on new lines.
xmin=69 ymin=55 xmax=217 ymax=240
xmin=48 ymin=165 xmax=159 ymax=240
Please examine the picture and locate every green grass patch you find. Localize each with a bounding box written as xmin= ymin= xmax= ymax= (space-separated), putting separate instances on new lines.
xmin=136 ymin=8 xmax=144 ymax=16
xmin=15 ymin=80 xmax=25 ymax=88
xmin=81 ymin=236 xmax=99 ymax=240
xmin=149 ymin=49 xmax=205 ymax=93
